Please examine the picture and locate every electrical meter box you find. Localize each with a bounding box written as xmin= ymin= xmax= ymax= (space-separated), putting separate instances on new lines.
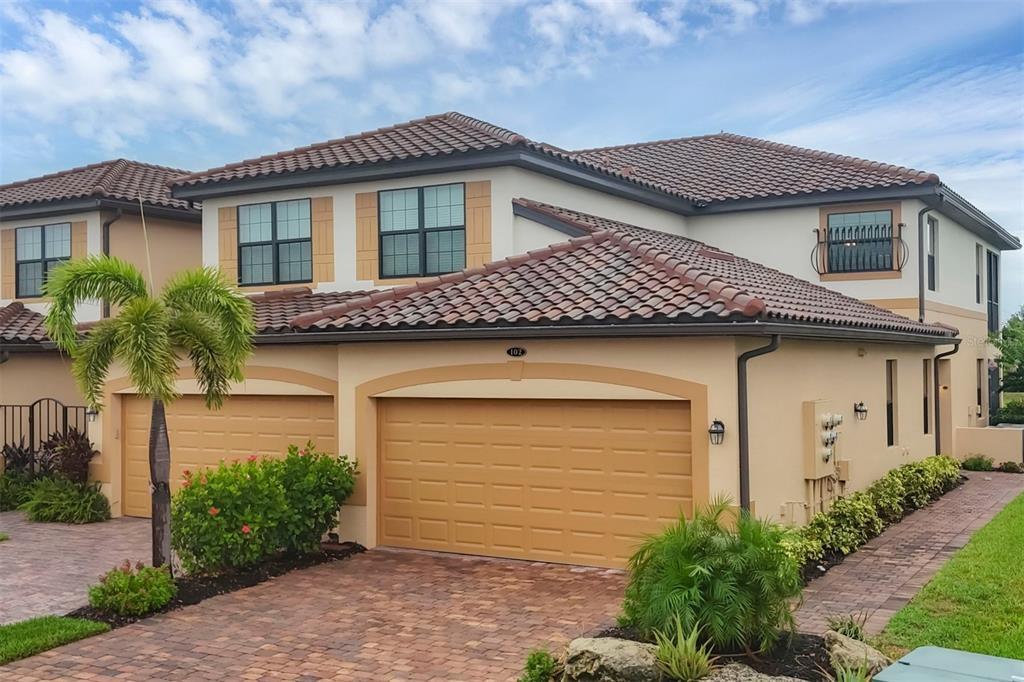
xmin=803 ymin=399 xmax=842 ymax=480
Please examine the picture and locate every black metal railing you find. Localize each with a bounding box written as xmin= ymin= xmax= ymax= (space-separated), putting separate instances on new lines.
xmin=811 ymin=223 xmax=909 ymax=275
xmin=1 ymin=398 xmax=88 ymax=453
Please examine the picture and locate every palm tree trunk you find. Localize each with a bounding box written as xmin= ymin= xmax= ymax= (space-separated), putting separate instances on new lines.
xmin=149 ymin=399 xmax=172 ymax=571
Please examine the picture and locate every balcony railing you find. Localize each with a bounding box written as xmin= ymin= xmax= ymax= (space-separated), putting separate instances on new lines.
xmin=811 ymin=222 xmax=909 ymax=275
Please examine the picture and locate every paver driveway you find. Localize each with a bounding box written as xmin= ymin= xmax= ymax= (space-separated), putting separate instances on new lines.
xmin=2 ymin=549 xmax=626 ymax=681
xmin=0 ymin=511 xmax=150 ymax=624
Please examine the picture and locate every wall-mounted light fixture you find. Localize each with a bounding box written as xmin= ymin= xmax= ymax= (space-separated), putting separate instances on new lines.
xmin=85 ymin=407 xmax=99 ymax=423
xmin=853 ymin=402 xmax=868 ymax=421
xmin=708 ymin=419 xmax=726 ymax=445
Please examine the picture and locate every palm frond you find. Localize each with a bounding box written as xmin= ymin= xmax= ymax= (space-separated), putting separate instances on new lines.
xmin=44 ymin=256 xmax=148 ymax=351
xmin=169 ymin=309 xmax=231 ymax=409
xmin=114 ymin=298 xmax=179 ymax=403
xmin=70 ymin=317 xmax=122 ymax=409
xmin=160 ymin=268 xmax=255 ymax=379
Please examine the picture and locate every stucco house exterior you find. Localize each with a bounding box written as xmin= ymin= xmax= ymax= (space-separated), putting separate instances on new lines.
xmin=0 ymin=159 xmax=202 ymax=409
xmin=0 ymin=113 xmax=1018 ymax=568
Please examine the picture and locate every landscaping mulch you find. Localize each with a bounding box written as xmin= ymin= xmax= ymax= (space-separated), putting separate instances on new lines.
xmin=67 ymin=542 xmax=364 ymax=629
xmin=594 ymin=626 xmax=832 ymax=681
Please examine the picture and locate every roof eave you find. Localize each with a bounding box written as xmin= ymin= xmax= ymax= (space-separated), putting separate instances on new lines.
xmin=253 ymin=319 xmax=957 ymax=346
xmin=169 ymin=148 xmax=695 ymax=216
xmin=0 ymin=197 xmax=201 ymax=224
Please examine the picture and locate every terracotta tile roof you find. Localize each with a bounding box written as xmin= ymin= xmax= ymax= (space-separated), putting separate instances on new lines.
xmin=0 ymin=159 xmax=194 ymax=212
xmin=286 ymin=200 xmax=952 ymax=339
xmin=573 ymin=133 xmax=939 ymax=204
xmin=248 ymin=287 xmax=373 ymax=333
xmin=0 ymin=303 xmax=48 ymax=345
xmin=170 ymin=112 xmax=682 ymax=199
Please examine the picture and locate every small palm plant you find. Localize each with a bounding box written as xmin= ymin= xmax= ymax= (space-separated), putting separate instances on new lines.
xmin=45 ymin=255 xmax=254 ymax=568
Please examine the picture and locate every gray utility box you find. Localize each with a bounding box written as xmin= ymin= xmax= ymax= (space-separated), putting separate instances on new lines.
xmin=876 ymin=646 xmax=1024 ymax=681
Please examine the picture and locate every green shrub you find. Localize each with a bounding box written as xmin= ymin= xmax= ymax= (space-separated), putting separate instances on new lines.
xmin=867 ymin=473 xmax=906 ymax=524
xmin=171 ymin=457 xmax=288 ymax=574
xmin=826 ymin=612 xmax=867 ymax=642
xmin=88 ymin=561 xmax=176 ymax=617
xmin=622 ymin=499 xmax=802 ymax=652
xmin=991 ymin=399 xmax=1024 ymax=425
xmin=893 ymin=456 xmax=959 ymax=509
xmin=997 ymin=461 xmax=1023 ymax=474
xmin=962 ymin=455 xmax=994 ymax=472
xmin=654 ymin=617 xmax=717 ymax=681
xmin=38 ymin=428 xmax=99 ymax=484
xmin=19 ymin=478 xmax=110 ymax=523
xmin=780 ymin=528 xmax=824 ymax=567
xmin=0 ymin=473 xmax=33 ymax=512
xmin=1 ymin=439 xmax=36 ymax=478
xmin=518 ymin=649 xmax=558 ymax=682
xmin=276 ymin=442 xmax=358 ymax=553
xmin=831 ymin=664 xmax=873 ymax=682
xmin=806 ymin=492 xmax=882 ymax=556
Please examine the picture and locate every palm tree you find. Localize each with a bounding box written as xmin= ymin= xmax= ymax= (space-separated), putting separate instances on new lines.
xmin=45 ymin=256 xmax=254 ymax=568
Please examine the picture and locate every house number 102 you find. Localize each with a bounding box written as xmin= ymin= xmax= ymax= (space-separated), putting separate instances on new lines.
xmin=506 ymin=347 xmax=527 ymax=358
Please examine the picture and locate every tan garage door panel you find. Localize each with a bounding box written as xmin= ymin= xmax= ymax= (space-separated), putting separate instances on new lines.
xmin=122 ymin=394 xmax=336 ymax=518
xmin=379 ymin=398 xmax=693 ymax=568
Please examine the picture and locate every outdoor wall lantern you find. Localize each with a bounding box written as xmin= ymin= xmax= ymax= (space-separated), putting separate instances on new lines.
xmin=708 ymin=419 xmax=726 ymax=445
xmin=853 ymin=402 xmax=868 ymax=421
xmin=86 ymin=407 xmax=99 ymax=423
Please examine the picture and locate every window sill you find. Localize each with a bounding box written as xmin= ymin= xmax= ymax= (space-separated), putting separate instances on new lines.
xmin=819 ymin=270 xmax=902 ymax=282
xmin=238 ymin=281 xmax=314 ymax=293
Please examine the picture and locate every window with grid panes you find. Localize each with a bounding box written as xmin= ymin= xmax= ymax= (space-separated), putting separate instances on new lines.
xmin=378 ymin=183 xmax=465 ymax=278
xmin=237 ymin=199 xmax=312 ymax=285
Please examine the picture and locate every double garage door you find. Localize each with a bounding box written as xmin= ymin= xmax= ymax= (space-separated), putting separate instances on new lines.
xmin=378 ymin=398 xmax=694 ymax=568
xmin=121 ymin=395 xmax=337 ymax=518
xmin=123 ymin=395 xmax=694 ymax=568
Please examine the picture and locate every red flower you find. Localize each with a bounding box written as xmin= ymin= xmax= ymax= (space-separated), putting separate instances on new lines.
xmin=299 ymin=448 xmax=309 ymax=457
xmin=248 ymin=454 xmax=258 ymax=462
xmin=182 ymin=469 xmax=191 ymax=478
xmin=209 ymin=506 xmax=219 ymax=516
xmin=241 ymin=524 xmax=251 ymax=535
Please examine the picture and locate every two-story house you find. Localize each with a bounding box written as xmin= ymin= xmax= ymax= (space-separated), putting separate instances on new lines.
xmin=61 ymin=112 xmax=1014 ymax=570
xmin=0 ymin=159 xmax=202 ymax=412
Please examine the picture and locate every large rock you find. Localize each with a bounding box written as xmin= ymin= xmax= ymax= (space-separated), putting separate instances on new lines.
xmin=824 ymin=630 xmax=892 ymax=675
xmin=706 ymin=663 xmax=805 ymax=681
xmin=561 ymin=637 xmax=660 ymax=682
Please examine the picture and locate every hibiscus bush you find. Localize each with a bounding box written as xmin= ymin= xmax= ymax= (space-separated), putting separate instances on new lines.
xmin=88 ymin=561 xmax=176 ymax=617
xmin=170 ymin=444 xmax=357 ymax=575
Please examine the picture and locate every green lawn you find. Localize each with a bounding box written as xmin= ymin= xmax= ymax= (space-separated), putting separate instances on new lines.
xmin=0 ymin=532 xmax=8 ymax=542
xmin=0 ymin=616 xmax=110 ymax=665
xmin=875 ymin=492 xmax=1024 ymax=659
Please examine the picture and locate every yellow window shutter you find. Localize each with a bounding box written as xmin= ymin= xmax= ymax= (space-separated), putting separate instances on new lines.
xmin=70 ymin=221 xmax=87 ymax=259
xmin=465 ymin=180 xmax=492 ymax=268
xmin=311 ymin=197 xmax=334 ymax=285
xmin=1 ymin=230 xmax=14 ymax=300
xmin=355 ymin=192 xmax=379 ymax=281
xmin=218 ymin=206 xmax=238 ymax=284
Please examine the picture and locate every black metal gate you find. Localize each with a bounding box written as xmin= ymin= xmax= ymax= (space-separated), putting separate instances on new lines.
xmin=1 ymin=398 xmax=88 ymax=451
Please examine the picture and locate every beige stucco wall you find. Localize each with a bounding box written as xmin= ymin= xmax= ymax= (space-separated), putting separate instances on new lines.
xmin=107 ymin=213 xmax=202 ymax=294
xmin=199 ymin=165 xmax=689 ymax=294
xmin=954 ymin=426 xmax=1024 ymax=464
xmin=0 ymin=352 xmax=82 ymax=407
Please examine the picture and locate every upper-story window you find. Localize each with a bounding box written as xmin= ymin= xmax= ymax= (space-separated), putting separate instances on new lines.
xmin=987 ymin=249 xmax=999 ymax=333
xmin=237 ymin=199 xmax=311 ymax=286
xmin=378 ymin=183 xmax=465 ymax=278
xmin=824 ymin=209 xmax=897 ymax=273
xmin=926 ymin=216 xmax=938 ymax=291
xmin=16 ymin=223 xmax=71 ymax=298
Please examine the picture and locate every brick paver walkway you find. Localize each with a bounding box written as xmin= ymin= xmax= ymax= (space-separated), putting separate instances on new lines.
xmin=1 ymin=548 xmax=625 ymax=681
xmin=796 ymin=471 xmax=1024 ymax=635
xmin=0 ymin=511 xmax=151 ymax=624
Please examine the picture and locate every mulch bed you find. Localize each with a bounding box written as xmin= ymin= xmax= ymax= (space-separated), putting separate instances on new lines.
xmin=596 ymin=626 xmax=831 ymax=681
xmin=67 ymin=542 xmax=364 ymax=629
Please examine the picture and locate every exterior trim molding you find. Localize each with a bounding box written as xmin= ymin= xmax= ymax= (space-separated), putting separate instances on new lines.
xmin=0 ymin=198 xmax=200 ymax=223
xmin=864 ymin=298 xmax=989 ymax=322
xmin=105 ymin=365 xmax=338 ymax=396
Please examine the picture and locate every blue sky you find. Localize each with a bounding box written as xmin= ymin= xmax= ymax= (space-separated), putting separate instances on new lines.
xmin=1 ymin=0 xmax=1022 ymax=315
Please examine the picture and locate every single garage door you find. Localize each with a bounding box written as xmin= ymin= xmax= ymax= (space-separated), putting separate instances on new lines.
xmin=379 ymin=398 xmax=693 ymax=568
xmin=122 ymin=394 xmax=336 ymax=518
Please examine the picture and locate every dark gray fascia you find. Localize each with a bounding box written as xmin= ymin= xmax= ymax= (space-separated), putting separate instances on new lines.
xmin=169 ymin=147 xmax=693 ymax=217
xmin=925 ymin=186 xmax=1020 ymax=251
xmin=253 ymin=320 xmax=955 ymax=347
xmin=511 ymin=202 xmax=590 ymax=237
xmin=0 ymin=198 xmax=200 ymax=224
